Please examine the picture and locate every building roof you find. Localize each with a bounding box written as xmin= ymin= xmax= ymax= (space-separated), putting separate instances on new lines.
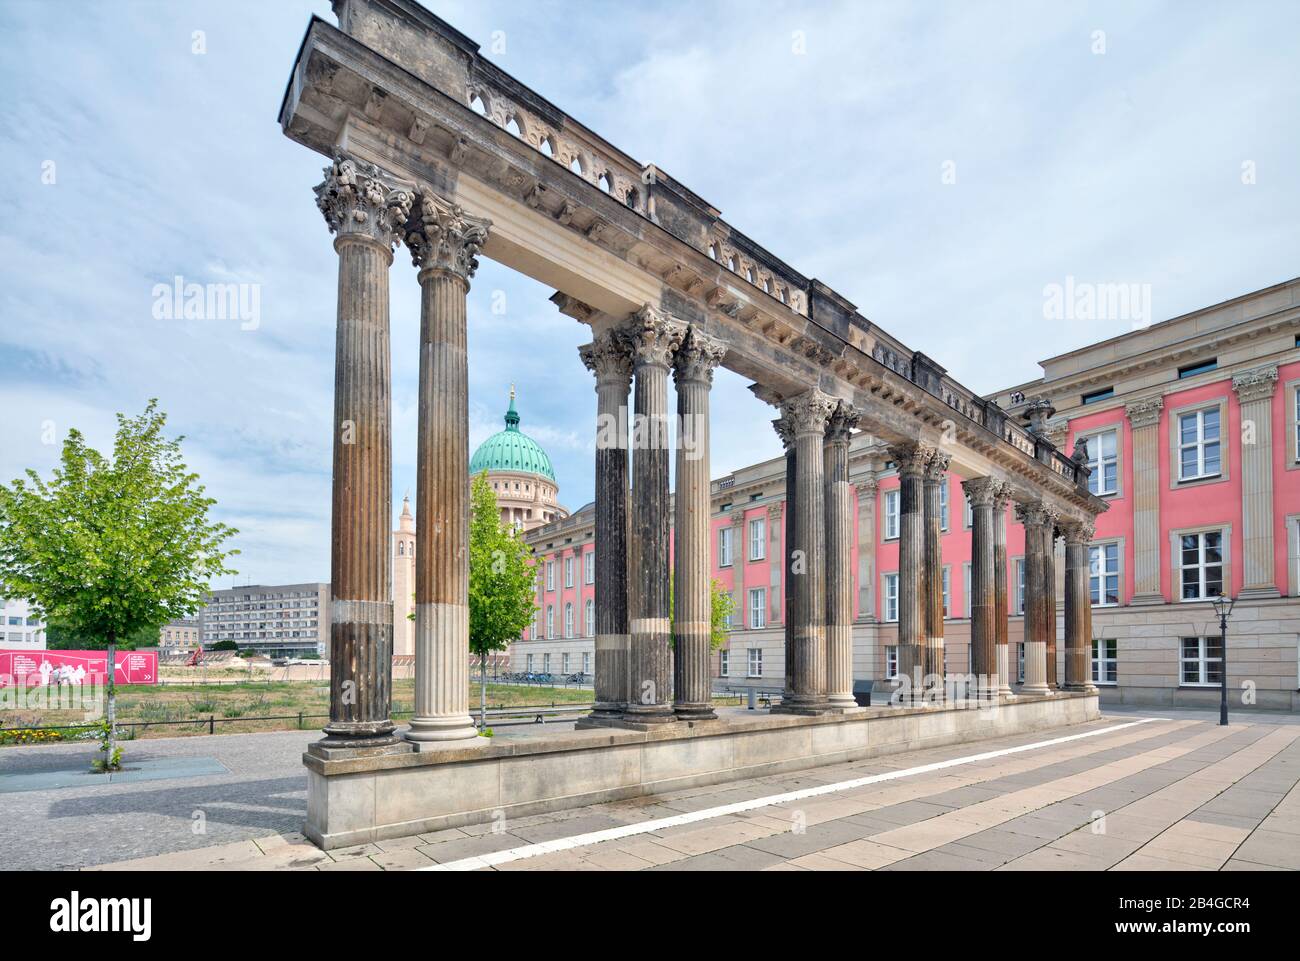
xmin=469 ymin=387 xmax=557 ymax=483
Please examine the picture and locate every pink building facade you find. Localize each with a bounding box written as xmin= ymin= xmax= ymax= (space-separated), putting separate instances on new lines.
xmin=517 ymin=278 xmax=1300 ymax=710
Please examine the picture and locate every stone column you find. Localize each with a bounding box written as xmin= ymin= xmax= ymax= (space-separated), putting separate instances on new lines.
xmin=824 ymin=402 xmax=860 ymax=709
xmin=1126 ymin=397 xmax=1164 ymax=605
xmin=963 ymin=477 xmax=1000 ymax=698
xmin=1234 ymin=365 xmax=1281 ymax=597
xmin=673 ymin=327 xmax=726 ymax=720
xmin=405 ymin=189 xmax=490 ymax=745
xmin=775 ymin=389 xmax=837 ymax=713
xmin=854 ymin=478 xmax=879 ymax=621
xmin=625 ymin=306 xmax=686 ymax=724
xmin=891 ymin=443 xmax=931 ymax=702
xmin=993 ymin=483 xmax=1014 ymax=698
xmin=730 ymin=508 xmax=746 ymax=631
xmin=923 ymin=452 xmax=950 ymax=700
xmin=768 ymin=502 xmax=784 ymax=624
xmin=775 ymin=416 xmax=798 ymax=698
xmin=1017 ymin=501 xmax=1057 ymax=695
xmin=1062 ymin=518 xmax=1098 ymax=693
xmin=311 ymin=155 xmax=412 ymax=753
xmin=579 ymin=329 xmax=634 ymax=722
xmin=1046 ymin=522 xmax=1060 ymax=689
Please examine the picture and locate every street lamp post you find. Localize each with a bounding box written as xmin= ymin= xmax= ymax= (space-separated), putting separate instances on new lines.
xmin=1211 ymin=593 xmax=1235 ymax=727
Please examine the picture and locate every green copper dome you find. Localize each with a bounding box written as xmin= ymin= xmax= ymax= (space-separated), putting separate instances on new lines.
xmin=469 ymin=388 xmax=557 ymax=483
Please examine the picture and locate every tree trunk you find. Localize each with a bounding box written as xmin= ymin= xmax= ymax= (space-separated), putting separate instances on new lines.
xmin=479 ymin=652 xmax=487 ymax=732
xmin=105 ymin=638 xmax=117 ymax=770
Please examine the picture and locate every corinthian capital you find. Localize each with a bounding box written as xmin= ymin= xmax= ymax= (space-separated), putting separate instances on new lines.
xmin=405 ymin=188 xmax=491 ymax=281
xmin=924 ymin=450 xmax=952 ymax=481
xmin=1125 ymin=395 xmax=1163 ymax=429
xmin=1059 ymin=517 xmax=1096 ymax=544
xmin=673 ymin=326 xmax=727 ymax=385
xmin=889 ymin=442 xmax=934 ymax=477
xmin=625 ymin=305 xmax=687 ymax=369
xmin=772 ymin=415 xmax=796 ymax=452
xmin=782 ymin=388 xmax=837 ymax=437
xmin=314 ymin=154 xmax=413 ymax=249
xmin=824 ymin=400 xmax=861 ymax=445
xmin=1015 ymin=500 xmax=1059 ymax=530
xmin=578 ymin=329 xmax=633 ymax=390
xmin=1232 ymin=364 xmax=1279 ymax=403
xmin=961 ymin=476 xmax=1001 ymax=509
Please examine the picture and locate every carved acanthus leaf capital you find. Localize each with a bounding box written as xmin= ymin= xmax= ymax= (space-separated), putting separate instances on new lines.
xmin=673 ymin=326 xmax=727 ymax=385
xmin=578 ymin=328 xmax=633 ymax=389
xmin=855 ymin=476 xmax=879 ymax=498
xmin=992 ymin=481 xmax=1016 ymax=510
xmin=825 ymin=400 xmax=861 ymax=445
xmin=406 ymin=188 xmax=491 ymax=280
xmin=1232 ymin=364 xmax=1279 ymax=403
xmin=924 ymin=450 xmax=952 ymax=481
xmin=626 ymin=305 xmax=687 ymax=369
xmin=1060 ymin=517 xmax=1097 ymax=544
xmin=1015 ymin=500 xmax=1060 ymax=530
xmin=1125 ymin=395 xmax=1164 ymax=429
xmin=772 ymin=415 xmax=796 ymax=452
xmin=782 ymin=388 xmax=837 ymax=437
xmin=961 ymin=476 xmax=1001 ymax=509
xmin=889 ymin=442 xmax=935 ymax=478
xmin=314 ymin=154 xmax=414 ymax=250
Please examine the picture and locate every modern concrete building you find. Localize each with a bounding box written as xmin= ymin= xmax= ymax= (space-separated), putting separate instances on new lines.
xmin=515 ymin=278 xmax=1300 ymax=710
xmin=199 ymin=583 xmax=328 ymax=658
xmin=0 ymin=596 xmax=46 ymax=650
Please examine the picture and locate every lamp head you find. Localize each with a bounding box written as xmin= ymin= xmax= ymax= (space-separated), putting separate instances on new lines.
xmin=1211 ymin=593 xmax=1235 ymax=620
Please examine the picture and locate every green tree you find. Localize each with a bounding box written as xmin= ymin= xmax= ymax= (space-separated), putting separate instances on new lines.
xmin=468 ymin=472 xmax=536 ymax=730
xmin=0 ymin=400 xmax=238 ymax=770
xmin=669 ymin=573 xmax=737 ymax=651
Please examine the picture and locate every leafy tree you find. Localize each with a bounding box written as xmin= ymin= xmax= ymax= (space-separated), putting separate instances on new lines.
xmin=0 ymin=400 xmax=238 ymax=769
xmin=468 ymin=472 xmax=536 ymax=729
xmin=46 ymin=622 xmax=157 ymax=650
xmin=669 ymin=572 xmax=737 ymax=651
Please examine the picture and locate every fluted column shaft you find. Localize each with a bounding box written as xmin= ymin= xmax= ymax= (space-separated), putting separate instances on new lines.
xmin=923 ymin=455 xmax=950 ymax=700
xmin=777 ymin=390 xmax=836 ymax=712
xmin=1234 ymin=365 xmax=1280 ymax=596
xmin=1063 ymin=520 xmax=1098 ymax=692
xmin=407 ymin=191 xmax=489 ymax=744
xmin=777 ymin=418 xmax=798 ymax=697
xmin=892 ymin=444 xmax=930 ymax=702
xmin=1019 ymin=503 xmax=1056 ymax=695
xmin=626 ymin=307 xmax=684 ymax=724
xmin=825 ymin=403 xmax=860 ymax=708
xmin=581 ymin=330 xmax=633 ymax=721
xmin=673 ymin=328 xmax=725 ymax=720
xmin=312 ymin=156 xmax=412 ymax=751
xmin=964 ymin=478 xmax=999 ymax=698
xmin=993 ymin=485 xmax=1014 ymax=697
xmin=1126 ymin=398 xmax=1164 ymax=604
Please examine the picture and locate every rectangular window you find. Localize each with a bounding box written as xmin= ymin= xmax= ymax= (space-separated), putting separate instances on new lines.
xmin=747 ymin=648 xmax=763 ymax=677
xmin=564 ymin=604 xmax=574 ymax=638
xmin=1016 ymin=642 xmax=1026 ymax=683
xmin=585 ymin=552 xmax=594 ymax=584
xmin=1178 ymin=358 xmax=1217 ymax=379
xmin=748 ymin=517 xmax=767 ymax=561
xmin=526 ymin=654 xmax=534 ymax=672
xmin=941 ymin=566 xmax=951 ymax=618
xmin=885 ymin=645 xmax=898 ymax=680
xmin=883 ymin=573 xmax=899 ymax=622
xmin=718 ymin=526 xmax=734 ymax=567
xmin=884 ymin=490 xmax=900 ymax=540
xmin=1178 ymin=408 xmax=1221 ymax=481
xmin=720 ymin=650 xmax=729 ymax=677
xmin=1014 ymin=559 xmax=1025 ymax=615
xmin=546 ymin=560 xmax=555 ymax=592
xmin=748 ymin=588 xmax=767 ymax=629
xmin=1085 ymin=430 xmax=1119 ymax=496
xmin=964 ymin=495 xmax=973 ymax=529
xmin=562 ymin=653 xmax=570 ymax=674
xmin=1294 ymin=387 xmax=1300 ymax=462
xmin=1180 ymin=636 xmax=1223 ymax=686
xmin=1091 ymin=639 xmax=1118 ymax=685
xmin=1081 ymin=386 xmax=1114 ymax=405
xmin=583 ymin=652 xmax=590 ymax=675
xmin=546 ymin=606 xmax=554 ymax=639
xmin=1090 ymin=543 xmax=1120 ymax=606
xmin=1180 ymin=531 xmax=1224 ymax=601
xmin=543 ymin=653 xmax=551 ymax=673
xmin=564 ymin=556 xmax=574 ymax=589
xmin=585 ymin=599 xmax=594 ymax=637
xmin=963 ymin=564 xmax=971 ymax=619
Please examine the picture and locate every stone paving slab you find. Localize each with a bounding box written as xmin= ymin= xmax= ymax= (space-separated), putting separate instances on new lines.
xmin=0 ymin=755 xmax=229 ymax=793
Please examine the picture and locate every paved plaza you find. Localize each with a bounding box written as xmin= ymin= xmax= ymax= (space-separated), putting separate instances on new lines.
xmin=7 ymin=708 xmax=1290 ymax=872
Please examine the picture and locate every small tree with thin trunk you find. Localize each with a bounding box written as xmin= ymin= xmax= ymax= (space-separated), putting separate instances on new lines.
xmin=468 ymin=472 xmax=536 ymax=731
xmin=0 ymin=400 xmax=238 ymax=770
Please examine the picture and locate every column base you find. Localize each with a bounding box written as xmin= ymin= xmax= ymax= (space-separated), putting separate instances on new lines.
xmin=405 ymin=715 xmax=480 ymax=744
xmin=308 ymin=735 xmax=411 ymax=761
xmin=826 ymin=693 xmax=859 ymax=709
xmin=673 ymin=703 xmax=718 ymax=721
xmin=1065 ymin=682 xmax=1099 ymax=695
xmin=771 ymin=696 xmax=832 ymax=716
xmin=621 ymin=705 xmax=677 ymax=726
xmin=1237 ymin=586 xmax=1281 ymax=600
xmin=996 ymin=646 xmax=1015 ymax=698
xmin=1130 ymin=591 xmax=1166 ymax=606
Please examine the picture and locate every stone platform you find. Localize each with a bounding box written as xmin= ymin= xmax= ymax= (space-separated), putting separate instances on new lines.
xmin=303 ymin=691 xmax=1098 ymax=849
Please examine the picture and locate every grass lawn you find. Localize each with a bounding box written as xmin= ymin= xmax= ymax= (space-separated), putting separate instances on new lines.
xmin=0 ymin=678 xmax=593 ymax=742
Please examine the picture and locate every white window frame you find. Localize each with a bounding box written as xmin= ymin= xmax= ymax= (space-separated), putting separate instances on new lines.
xmin=1014 ymin=558 xmax=1025 ymax=615
xmin=545 ymin=560 xmax=555 ymax=592
xmin=1177 ymin=407 xmax=1222 ymax=482
xmin=543 ymin=653 xmax=551 ymax=673
xmin=883 ymin=490 xmax=900 ymax=540
xmin=1091 ymin=638 xmax=1117 ymax=685
xmin=585 ymin=599 xmax=594 ymax=637
xmin=1180 ymin=636 xmax=1223 ymax=687
xmin=562 ymin=652 xmax=570 ymax=674
xmin=526 ymin=653 xmax=534 ymax=672
xmin=748 ymin=587 xmax=767 ymax=630
xmin=1083 ymin=428 xmax=1119 ymax=497
xmin=582 ymin=652 xmax=590 ymax=675
xmin=1178 ymin=529 xmax=1225 ymax=602
xmin=719 ymin=650 xmax=729 ymax=677
xmin=1016 ymin=642 xmax=1026 ymax=683
xmin=963 ymin=563 xmax=971 ymax=619
xmin=545 ymin=605 xmax=554 ymax=639
xmin=885 ymin=645 xmax=898 ymax=680
xmin=748 ymin=517 xmax=767 ymax=561
xmin=939 ymin=481 xmax=949 ymax=531
xmin=747 ymin=647 xmax=763 ymax=678
xmin=941 ymin=566 xmax=951 ymax=618
xmin=585 ymin=552 xmax=594 ymax=585
xmin=882 ymin=572 xmax=899 ymax=623
xmin=564 ymin=556 xmax=574 ymax=589
xmin=564 ymin=602 xmax=574 ymax=639
xmin=718 ymin=526 xmax=734 ymax=568
xmin=1089 ymin=542 xmax=1121 ymax=607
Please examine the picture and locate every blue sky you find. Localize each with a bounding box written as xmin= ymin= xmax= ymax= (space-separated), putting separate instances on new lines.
xmin=1 ymin=0 xmax=1297 ymax=588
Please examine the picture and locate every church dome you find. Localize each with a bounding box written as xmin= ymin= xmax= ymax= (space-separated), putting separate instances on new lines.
xmin=469 ymin=388 xmax=557 ymax=482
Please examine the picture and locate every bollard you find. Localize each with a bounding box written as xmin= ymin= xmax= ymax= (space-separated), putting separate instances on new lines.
xmin=747 ymin=687 xmax=757 ymax=711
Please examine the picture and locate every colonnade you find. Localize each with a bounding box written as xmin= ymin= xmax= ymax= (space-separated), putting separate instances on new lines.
xmin=309 ymin=154 xmax=1099 ymax=754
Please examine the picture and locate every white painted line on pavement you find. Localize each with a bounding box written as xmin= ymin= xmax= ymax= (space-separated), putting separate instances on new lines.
xmin=421 ymin=716 xmax=1168 ymax=871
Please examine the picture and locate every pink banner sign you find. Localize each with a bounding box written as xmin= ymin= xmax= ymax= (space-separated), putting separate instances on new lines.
xmin=0 ymin=649 xmax=158 ymax=687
